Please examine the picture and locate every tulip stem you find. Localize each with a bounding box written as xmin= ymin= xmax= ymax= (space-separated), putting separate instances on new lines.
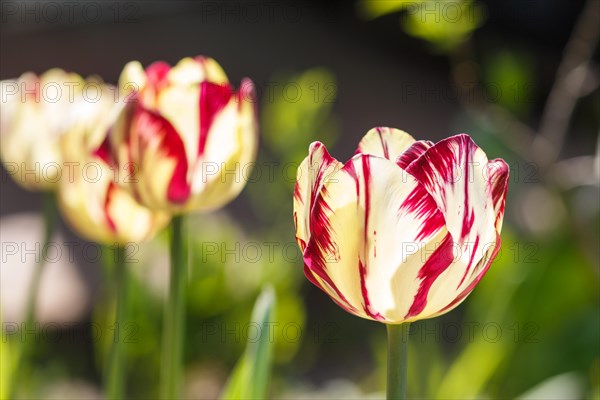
xmin=386 ymin=323 xmax=411 ymax=400
xmin=106 ymin=245 xmax=128 ymax=399
xmin=160 ymin=215 xmax=187 ymax=399
xmin=8 ymin=192 xmax=56 ymax=399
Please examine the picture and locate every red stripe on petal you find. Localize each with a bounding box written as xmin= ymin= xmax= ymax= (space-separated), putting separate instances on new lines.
xmin=303 ymin=264 xmax=322 ymax=288
xmin=457 ymin=236 xmax=479 ymax=288
xmin=406 ymin=134 xmax=482 ymax=241
xmin=461 ymin=140 xmax=475 ymax=239
xmin=486 ymin=159 xmax=510 ymax=227
xmin=377 ymin=128 xmax=390 ymax=159
xmin=441 ymin=234 xmax=501 ymax=313
xmin=308 ymin=143 xmax=339 ymax=210
xmin=304 ymin=174 xmax=358 ymax=314
xmin=397 ymin=140 xmax=433 ymax=169
xmin=362 ymin=155 xmax=371 ymax=243
xmin=145 ymin=61 xmax=171 ymax=92
xmin=359 ymin=259 xmax=384 ymax=321
xmin=93 ymin=132 xmax=115 ymax=166
xmin=302 ymin=264 xmax=358 ymax=314
xmin=345 ymin=161 xmax=360 ymax=199
xmin=293 ymin=211 xmax=307 ymax=251
xmin=293 ymin=181 xmax=304 ymax=203
xmin=405 ymin=233 xmax=455 ymax=318
xmin=305 ymin=192 xmax=336 ymax=272
xmin=294 ymin=142 xmax=342 ymax=256
xmin=104 ymin=182 xmax=118 ymax=232
xmin=198 ymin=81 xmax=232 ymax=156
xmin=399 ymin=184 xmax=446 ymax=241
xmin=304 ymin=254 xmax=359 ymax=314
xmin=408 ymin=135 xmax=475 ymax=187
xmin=132 ymin=106 xmax=191 ymax=204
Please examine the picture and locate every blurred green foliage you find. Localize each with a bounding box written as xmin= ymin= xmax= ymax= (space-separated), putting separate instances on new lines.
xmin=358 ymin=0 xmax=486 ymax=52
xmin=483 ymin=49 xmax=537 ymax=116
xmin=261 ymin=68 xmax=339 ymax=164
xmin=1 ymin=313 xmax=17 ymax=399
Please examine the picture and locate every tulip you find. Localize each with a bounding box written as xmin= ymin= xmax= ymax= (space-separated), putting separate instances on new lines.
xmin=295 ymin=127 xmax=509 ymax=398
xmin=105 ymin=56 xmax=258 ymax=213
xmin=0 ymin=69 xmax=98 ymax=191
xmin=55 ymin=81 xmax=170 ymax=245
xmin=102 ymin=56 xmax=258 ymax=398
xmin=294 ymin=127 xmax=509 ymax=323
xmin=51 ymin=80 xmax=170 ymax=399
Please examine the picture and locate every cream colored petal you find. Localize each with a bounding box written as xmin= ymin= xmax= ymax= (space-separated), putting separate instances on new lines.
xmin=156 ymin=83 xmax=200 ymax=173
xmin=118 ymin=61 xmax=147 ymax=95
xmin=356 ymin=127 xmax=416 ymax=160
xmin=305 ymin=154 xmax=448 ymax=322
xmin=406 ymin=134 xmax=501 ymax=296
xmin=187 ymin=80 xmax=258 ymax=212
xmin=293 ymin=142 xmax=343 ymax=252
xmin=168 ymin=56 xmax=229 ymax=86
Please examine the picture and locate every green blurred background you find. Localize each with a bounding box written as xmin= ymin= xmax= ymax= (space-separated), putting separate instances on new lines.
xmin=1 ymin=0 xmax=598 ymax=398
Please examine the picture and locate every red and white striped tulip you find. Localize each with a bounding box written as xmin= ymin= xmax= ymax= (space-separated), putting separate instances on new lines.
xmin=294 ymin=128 xmax=509 ymax=323
xmin=0 ymin=69 xmax=98 ymax=191
xmin=105 ymin=56 xmax=258 ymax=213
xmin=56 ymin=82 xmax=170 ymax=245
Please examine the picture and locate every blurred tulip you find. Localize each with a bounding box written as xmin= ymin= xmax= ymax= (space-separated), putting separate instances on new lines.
xmin=105 ymin=56 xmax=258 ymax=213
xmin=0 ymin=69 xmax=103 ymax=191
xmin=294 ymin=128 xmax=509 ymax=323
xmin=56 ymin=81 xmax=170 ymax=244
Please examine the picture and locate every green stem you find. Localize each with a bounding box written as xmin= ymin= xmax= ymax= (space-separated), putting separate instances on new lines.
xmin=106 ymin=246 xmax=127 ymax=399
xmin=386 ymin=323 xmax=411 ymax=400
xmin=9 ymin=192 xmax=56 ymax=399
xmin=160 ymin=215 xmax=187 ymax=399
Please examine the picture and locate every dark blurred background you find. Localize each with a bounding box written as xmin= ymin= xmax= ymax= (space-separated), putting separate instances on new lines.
xmin=1 ymin=0 xmax=599 ymax=398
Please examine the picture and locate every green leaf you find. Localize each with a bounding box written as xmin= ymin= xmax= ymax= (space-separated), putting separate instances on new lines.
xmin=219 ymin=285 xmax=277 ymax=400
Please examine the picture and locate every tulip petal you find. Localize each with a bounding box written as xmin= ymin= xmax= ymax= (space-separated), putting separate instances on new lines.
xmin=188 ymin=79 xmax=258 ymax=211
xmin=403 ymin=229 xmax=503 ymax=320
xmin=435 ymin=232 xmax=501 ymax=317
xmin=405 ymin=134 xmax=507 ymax=303
xmin=198 ymin=81 xmax=233 ymax=156
xmin=146 ymin=62 xmax=171 ymax=92
xmin=168 ymin=56 xmax=229 ymax=86
xmin=129 ymin=105 xmax=191 ymax=206
xmin=57 ymin=156 xmax=170 ymax=245
xmin=396 ymin=140 xmax=434 ymax=169
xmin=119 ymin=61 xmax=147 ymax=93
xmin=293 ymin=142 xmax=343 ymax=252
xmin=305 ymin=154 xmax=448 ymax=322
xmin=403 ymin=232 xmax=455 ymax=318
xmin=1 ymin=70 xmax=102 ymax=190
xmin=355 ymin=127 xmax=415 ymax=160
xmin=486 ymin=159 xmax=510 ymax=230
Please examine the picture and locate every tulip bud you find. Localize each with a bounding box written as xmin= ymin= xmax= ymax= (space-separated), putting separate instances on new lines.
xmin=105 ymin=56 xmax=258 ymax=213
xmin=294 ymin=128 xmax=509 ymax=323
